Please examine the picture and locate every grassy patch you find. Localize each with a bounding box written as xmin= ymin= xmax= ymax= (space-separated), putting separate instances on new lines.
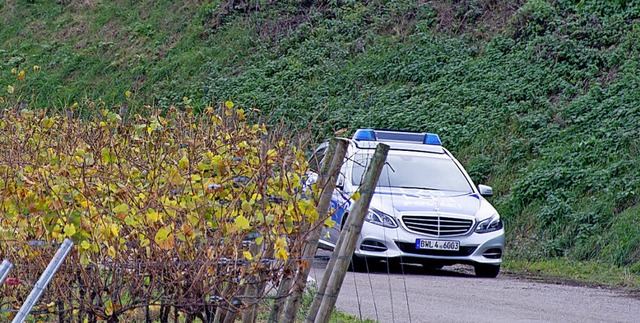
xmin=504 ymin=259 xmax=640 ymax=290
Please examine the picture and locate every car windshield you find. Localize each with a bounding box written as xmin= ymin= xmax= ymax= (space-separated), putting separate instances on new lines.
xmin=351 ymin=151 xmax=473 ymax=193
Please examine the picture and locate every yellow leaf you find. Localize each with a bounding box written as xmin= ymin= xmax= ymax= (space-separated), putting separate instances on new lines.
xmin=105 ymin=300 xmax=113 ymax=316
xmin=80 ymin=241 xmax=91 ymax=250
xmin=110 ymin=224 xmax=120 ymax=238
xmin=243 ymin=251 xmax=253 ymax=261
xmin=241 ymin=201 xmax=251 ymax=213
xmin=285 ymin=218 xmax=293 ymax=233
xmin=107 ymin=246 xmax=116 ymax=258
xmin=181 ymin=222 xmax=194 ymax=239
xmin=351 ymin=191 xmax=361 ymax=201
xmin=101 ymin=148 xmax=115 ymax=164
xmin=124 ymin=215 xmax=138 ymax=227
xmin=113 ymin=203 xmax=129 ymax=215
xmin=275 ymin=236 xmax=287 ymax=249
xmin=7 ymin=85 xmax=14 ymax=94
xmin=234 ymin=215 xmax=250 ymax=230
xmin=255 ymin=236 xmax=263 ymax=245
xmin=146 ymin=209 xmax=161 ymax=223
xmin=237 ymin=109 xmax=246 ymax=120
xmin=276 ymin=248 xmax=288 ymax=261
xmin=155 ymin=227 xmax=170 ymax=241
xmin=178 ymin=154 xmax=189 ymax=169
xmin=63 ymin=223 xmax=76 ymax=237
xmin=225 ymin=100 xmax=234 ymax=109
xmin=324 ymin=218 xmax=336 ymax=228
xmin=155 ymin=227 xmax=174 ymax=250
xmin=167 ymin=167 xmax=184 ymax=185
xmin=42 ymin=117 xmax=54 ymax=129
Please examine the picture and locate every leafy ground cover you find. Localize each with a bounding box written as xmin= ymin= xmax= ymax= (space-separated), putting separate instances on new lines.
xmin=2 ymin=0 xmax=639 ymax=288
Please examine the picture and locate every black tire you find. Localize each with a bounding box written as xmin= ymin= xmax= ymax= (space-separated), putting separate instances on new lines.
xmin=474 ymin=264 xmax=500 ymax=278
xmin=419 ymin=260 xmax=443 ymax=271
xmin=349 ymin=255 xmax=380 ymax=272
xmin=349 ymin=255 xmax=368 ymax=272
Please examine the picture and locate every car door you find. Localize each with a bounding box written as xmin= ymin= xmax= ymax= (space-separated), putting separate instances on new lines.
xmin=308 ymin=143 xmax=350 ymax=250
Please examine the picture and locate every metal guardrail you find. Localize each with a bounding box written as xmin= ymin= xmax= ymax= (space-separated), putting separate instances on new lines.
xmin=0 ymin=259 xmax=13 ymax=285
xmin=12 ymin=238 xmax=74 ymax=323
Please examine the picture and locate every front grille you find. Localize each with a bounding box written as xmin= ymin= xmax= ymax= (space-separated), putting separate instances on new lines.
xmin=402 ymin=215 xmax=473 ymax=237
xmin=396 ymin=241 xmax=477 ymax=256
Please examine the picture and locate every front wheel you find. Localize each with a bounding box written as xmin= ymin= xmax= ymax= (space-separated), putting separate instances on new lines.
xmin=474 ymin=264 xmax=500 ymax=278
xmin=349 ymin=255 xmax=383 ymax=272
xmin=349 ymin=255 xmax=367 ymax=272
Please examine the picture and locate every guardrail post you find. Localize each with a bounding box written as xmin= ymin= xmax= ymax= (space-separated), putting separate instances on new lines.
xmin=12 ymin=238 xmax=74 ymax=323
xmin=0 ymin=259 xmax=13 ymax=285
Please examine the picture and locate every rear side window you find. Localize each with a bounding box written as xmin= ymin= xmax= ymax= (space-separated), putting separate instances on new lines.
xmin=308 ymin=146 xmax=326 ymax=173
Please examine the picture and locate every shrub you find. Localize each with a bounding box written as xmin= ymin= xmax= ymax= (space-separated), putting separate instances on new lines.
xmin=0 ymin=102 xmax=320 ymax=322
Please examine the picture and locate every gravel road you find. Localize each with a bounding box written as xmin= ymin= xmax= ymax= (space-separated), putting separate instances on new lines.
xmin=308 ymin=250 xmax=640 ymax=323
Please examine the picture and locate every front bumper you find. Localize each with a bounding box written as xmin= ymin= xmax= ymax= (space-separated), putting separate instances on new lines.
xmin=354 ymin=222 xmax=504 ymax=266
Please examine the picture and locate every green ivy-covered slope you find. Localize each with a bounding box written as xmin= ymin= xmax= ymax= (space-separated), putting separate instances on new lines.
xmin=1 ymin=0 xmax=639 ymax=272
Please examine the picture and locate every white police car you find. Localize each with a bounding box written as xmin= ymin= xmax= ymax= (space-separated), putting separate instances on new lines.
xmin=310 ymin=129 xmax=504 ymax=278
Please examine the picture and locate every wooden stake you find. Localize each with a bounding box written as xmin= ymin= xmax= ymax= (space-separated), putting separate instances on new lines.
xmin=313 ymin=143 xmax=389 ymax=323
xmin=281 ymin=138 xmax=348 ymax=323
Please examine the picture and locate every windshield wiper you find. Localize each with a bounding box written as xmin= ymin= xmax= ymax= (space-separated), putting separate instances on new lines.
xmin=395 ymin=186 xmax=442 ymax=191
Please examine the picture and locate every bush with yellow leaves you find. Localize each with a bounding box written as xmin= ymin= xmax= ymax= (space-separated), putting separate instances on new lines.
xmin=0 ymin=101 xmax=320 ymax=322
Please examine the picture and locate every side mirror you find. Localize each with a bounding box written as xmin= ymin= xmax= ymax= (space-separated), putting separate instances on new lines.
xmin=478 ymin=184 xmax=493 ymax=197
xmin=336 ymin=173 xmax=345 ymax=190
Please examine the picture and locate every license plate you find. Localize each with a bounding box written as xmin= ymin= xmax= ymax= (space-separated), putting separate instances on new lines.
xmin=415 ymin=239 xmax=460 ymax=251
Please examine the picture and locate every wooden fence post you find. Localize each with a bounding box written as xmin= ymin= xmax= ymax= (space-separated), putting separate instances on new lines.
xmin=310 ymin=143 xmax=389 ymax=323
xmin=241 ymin=241 xmax=263 ymax=323
xmin=280 ymin=138 xmax=348 ymax=323
xmin=268 ymin=138 xmax=346 ymax=322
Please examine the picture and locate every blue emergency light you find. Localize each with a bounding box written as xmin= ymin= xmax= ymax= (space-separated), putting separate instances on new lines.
xmin=352 ymin=129 xmax=442 ymax=146
xmin=352 ymin=129 xmax=377 ymax=141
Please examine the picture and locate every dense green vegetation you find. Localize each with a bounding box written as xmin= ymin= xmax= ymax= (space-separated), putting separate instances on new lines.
xmin=2 ymin=0 xmax=639 ymax=281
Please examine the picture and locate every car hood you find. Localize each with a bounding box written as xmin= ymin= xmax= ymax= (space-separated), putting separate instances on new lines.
xmin=367 ymin=187 xmax=495 ymax=219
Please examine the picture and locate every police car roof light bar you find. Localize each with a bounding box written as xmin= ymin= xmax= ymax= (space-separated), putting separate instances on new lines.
xmin=352 ymin=129 xmax=442 ymax=146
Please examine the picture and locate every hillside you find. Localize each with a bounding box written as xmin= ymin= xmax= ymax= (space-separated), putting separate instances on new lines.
xmin=2 ymin=0 xmax=640 ymax=276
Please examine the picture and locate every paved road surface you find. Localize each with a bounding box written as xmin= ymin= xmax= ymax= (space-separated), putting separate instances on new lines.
xmin=308 ymin=251 xmax=640 ymax=323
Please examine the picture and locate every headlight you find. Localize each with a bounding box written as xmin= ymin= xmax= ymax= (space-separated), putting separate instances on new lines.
xmin=475 ymin=214 xmax=503 ymax=233
xmin=365 ymin=208 xmax=398 ymax=228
